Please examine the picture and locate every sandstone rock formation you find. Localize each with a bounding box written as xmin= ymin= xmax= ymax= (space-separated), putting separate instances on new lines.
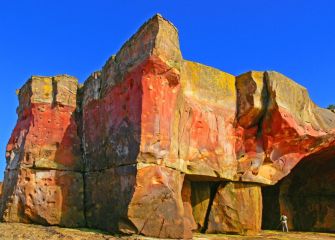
xmin=1 ymin=75 xmax=84 ymax=226
xmin=207 ymin=182 xmax=262 ymax=235
xmin=1 ymin=14 xmax=335 ymax=239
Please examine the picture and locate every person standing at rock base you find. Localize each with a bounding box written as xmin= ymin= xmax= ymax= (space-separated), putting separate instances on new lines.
xmin=280 ymin=214 xmax=288 ymax=232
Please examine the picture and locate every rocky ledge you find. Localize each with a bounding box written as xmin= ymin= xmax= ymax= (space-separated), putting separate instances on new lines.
xmin=1 ymin=14 xmax=335 ymax=239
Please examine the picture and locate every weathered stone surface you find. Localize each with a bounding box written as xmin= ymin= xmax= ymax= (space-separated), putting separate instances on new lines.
xmin=168 ymin=61 xmax=238 ymax=180
xmin=81 ymin=15 xmax=190 ymax=238
xmin=181 ymin=179 xmax=197 ymax=232
xmin=207 ymin=182 xmax=262 ymax=235
xmin=85 ymin=165 xmax=136 ymax=232
xmin=17 ymin=75 xmax=77 ymax=114
xmin=236 ymin=71 xmax=267 ymax=128
xmin=242 ymin=71 xmax=335 ymax=185
xmin=1 ymin=75 xmax=84 ymax=228
xmin=6 ymin=75 xmax=82 ymax=171
xmin=0 ymin=168 xmax=84 ymax=227
xmin=2 ymin=13 xmax=335 ymax=239
xmin=86 ymin=165 xmax=194 ymax=238
xmin=126 ymin=166 xmax=192 ymax=239
xmin=82 ymin=14 xmax=181 ymax=172
xmin=100 ymin=14 xmax=182 ymax=93
xmin=234 ymin=71 xmax=266 ymax=181
xmin=279 ymin=146 xmax=335 ymax=232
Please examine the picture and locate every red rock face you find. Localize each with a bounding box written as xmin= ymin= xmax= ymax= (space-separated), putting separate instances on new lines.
xmin=237 ymin=71 xmax=335 ymax=185
xmin=2 ymin=14 xmax=335 ymax=239
xmin=82 ymin=57 xmax=180 ymax=171
xmin=6 ymin=104 xmax=81 ymax=170
xmin=6 ymin=76 xmax=81 ymax=171
xmin=1 ymin=75 xmax=84 ymax=226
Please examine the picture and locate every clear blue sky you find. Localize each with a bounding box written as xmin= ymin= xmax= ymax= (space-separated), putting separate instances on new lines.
xmin=1 ymin=1 xmax=334 ymax=180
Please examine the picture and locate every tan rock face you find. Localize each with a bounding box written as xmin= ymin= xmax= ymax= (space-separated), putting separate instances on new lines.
xmin=127 ymin=166 xmax=192 ymax=239
xmin=1 ymin=169 xmax=84 ymax=226
xmin=182 ymin=179 xmax=198 ymax=232
xmin=207 ymin=182 xmax=262 ymax=235
xmin=236 ymin=71 xmax=266 ymax=128
xmin=168 ymin=61 xmax=238 ymax=180
xmin=2 ymin=13 xmax=335 ymax=239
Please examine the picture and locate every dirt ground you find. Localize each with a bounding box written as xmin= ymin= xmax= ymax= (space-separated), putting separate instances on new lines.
xmin=193 ymin=231 xmax=335 ymax=240
xmin=0 ymin=223 xmax=335 ymax=240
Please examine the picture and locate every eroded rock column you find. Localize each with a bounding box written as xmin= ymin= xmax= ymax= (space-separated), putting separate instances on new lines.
xmin=1 ymin=76 xmax=84 ymax=226
xmin=83 ymin=14 xmax=193 ymax=238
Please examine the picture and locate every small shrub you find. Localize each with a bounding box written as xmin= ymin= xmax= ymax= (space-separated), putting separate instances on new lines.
xmin=327 ymin=104 xmax=335 ymax=111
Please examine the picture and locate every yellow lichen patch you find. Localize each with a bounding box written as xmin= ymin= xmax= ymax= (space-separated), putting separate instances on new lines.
xmin=30 ymin=76 xmax=53 ymax=104
xmin=43 ymin=84 xmax=52 ymax=96
xmin=181 ymin=60 xmax=236 ymax=109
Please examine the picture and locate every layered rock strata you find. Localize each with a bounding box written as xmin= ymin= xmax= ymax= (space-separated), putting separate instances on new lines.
xmin=1 ymin=14 xmax=335 ymax=239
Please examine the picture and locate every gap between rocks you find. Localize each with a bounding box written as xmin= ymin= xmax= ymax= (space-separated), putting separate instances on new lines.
xmin=200 ymin=181 xmax=220 ymax=233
